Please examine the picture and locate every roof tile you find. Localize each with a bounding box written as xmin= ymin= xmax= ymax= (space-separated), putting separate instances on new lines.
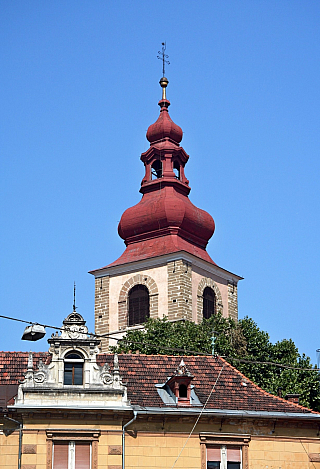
xmin=0 ymin=352 xmax=315 ymax=414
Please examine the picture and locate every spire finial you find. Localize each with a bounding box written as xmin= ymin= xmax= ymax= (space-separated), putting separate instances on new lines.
xmin=157 ymin=42 xmax=170 ymax=100
xmin=73 ymin=281 xmax=77 ymax=312
xmin=157 ymin=42 xmax=170 ymax=77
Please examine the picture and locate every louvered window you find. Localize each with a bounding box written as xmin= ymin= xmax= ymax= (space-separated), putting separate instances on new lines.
xmin=203 ymin=287 xmax=215 ymax=320
xmin=128 ymin=285 xmax=150 ymax=326
xmin=53 ymin=441 xmax=91 ymax=469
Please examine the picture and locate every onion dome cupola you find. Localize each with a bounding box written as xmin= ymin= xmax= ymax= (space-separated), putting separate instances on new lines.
xmin=90 ymin=63 xmax=242 ymax=353
xmin=115 ymin=77 xmax=216 ymax=266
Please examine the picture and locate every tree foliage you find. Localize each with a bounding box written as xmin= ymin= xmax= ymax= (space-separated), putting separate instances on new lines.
xmin=112 ymin=314 xmax=320 ymax=411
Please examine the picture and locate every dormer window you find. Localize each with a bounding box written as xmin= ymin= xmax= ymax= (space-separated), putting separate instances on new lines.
xmin=64 ymin=352 xmax=84 ymax=385
xmin=179 ymin=383 xmax=188 ymax=398
xmin=164 ymin=359 xmax=195 ymax=406
xmin=156 ymin=359 xmax=202 ymax=407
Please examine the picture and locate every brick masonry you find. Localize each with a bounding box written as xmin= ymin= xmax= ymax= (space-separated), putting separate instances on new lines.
xmin=196 ymin=277 xmax=223 ymax=323
xmin=95 ymin=276 xmax=110 ymax=352
xmin=227 ymin=281 xmax=238 ymax=321
xmin=167 ymin=260 xmax=192 ymax=321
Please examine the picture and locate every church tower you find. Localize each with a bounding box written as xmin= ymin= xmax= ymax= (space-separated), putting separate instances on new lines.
xmin=90 ymin=76 xmax=242 ymax=351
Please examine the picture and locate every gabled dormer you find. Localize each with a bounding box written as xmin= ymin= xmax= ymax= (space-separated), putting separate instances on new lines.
xmin=156 ymin=359 xmax=202 ymax=407
xmin=15 ymin=312 xmax=129 ymax=409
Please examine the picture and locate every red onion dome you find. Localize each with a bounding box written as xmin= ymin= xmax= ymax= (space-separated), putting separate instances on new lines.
xmin=146 ymin=101 xmax=183 ymax=144
xmin=146 ymin=77 xmax=183 ymax=144
xmin=115 ymin=75 xmax=216 ymax=265
xmin=118 ymin=187 xmax=215 ymax=249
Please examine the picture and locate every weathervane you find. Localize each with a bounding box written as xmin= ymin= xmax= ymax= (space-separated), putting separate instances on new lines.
xmin=157 ymin=42 xmax=170 ymax=77
xmin=73 ymin=281 xmax=77 ymax=312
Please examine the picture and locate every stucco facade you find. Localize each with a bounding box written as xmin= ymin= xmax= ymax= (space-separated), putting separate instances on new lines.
xmin=2 ymin=418 xmax=320 ymax=469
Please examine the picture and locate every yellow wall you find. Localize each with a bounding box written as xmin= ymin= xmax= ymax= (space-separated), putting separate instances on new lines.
xmin=126 ymin=432 xmax=200 ymax=469
xmin=2 ymin=417 xmax=320 ymax=469
xmin=249 ymin=437 xmax=320 ymax=469
xmin=0 ymin=429 xmax=20 ymax=469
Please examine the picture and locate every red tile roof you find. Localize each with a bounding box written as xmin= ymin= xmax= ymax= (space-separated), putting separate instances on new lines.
xmin=0 ymin=352 xmax=50 ymax=384
xmin=90 ymin=242 xmax=216 ymax=272
xmin=97 ymin=354 xmax=314 ymax=414
xmin=0 ymin=352 xmax=315 ymax=414
xmin=0 ymin=352 xmax=50 ymax=408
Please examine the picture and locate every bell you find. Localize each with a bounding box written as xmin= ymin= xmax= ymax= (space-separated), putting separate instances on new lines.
xmin=21 ymin=324 xmax=46 ymax=341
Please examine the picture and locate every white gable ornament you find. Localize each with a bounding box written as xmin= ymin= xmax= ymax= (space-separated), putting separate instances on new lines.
xmin=15 ymin=312 xmax=129 ymax=409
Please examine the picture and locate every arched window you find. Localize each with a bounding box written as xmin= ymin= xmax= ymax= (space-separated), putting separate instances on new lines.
xmin=128 ymin=285 xmax=150 ymax=326
xmin=173 ymin=161 xmax=180 ymax=180
xmin=179 ymin=384 xmax=188 ymax=398
xmin=203 ymin=286 xmax=215 ymax=319
xmin=151 ymin=160 xmax=162 ymax=179
xmin=64 ymin=352 xmax=84 ymax=385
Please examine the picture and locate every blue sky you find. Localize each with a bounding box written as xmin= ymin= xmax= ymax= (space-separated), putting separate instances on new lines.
xmin=1 ymin=1 xmax=320 ymax=363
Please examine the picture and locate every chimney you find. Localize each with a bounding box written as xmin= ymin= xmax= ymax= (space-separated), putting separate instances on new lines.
xmin=285 ymin=393 xmax=300 ymax=405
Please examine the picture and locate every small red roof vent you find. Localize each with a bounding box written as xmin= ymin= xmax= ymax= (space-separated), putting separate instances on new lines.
xmin=166 ymin=359 xmax=194 ymax=406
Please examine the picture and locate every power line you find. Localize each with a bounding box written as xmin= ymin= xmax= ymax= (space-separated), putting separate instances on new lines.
xmin=222 ymin=356 xmax=319 ymax=372
xmin=171 ymin=363 xmax=225 ymax=469
xmin=117 ymin=338 xmax=320 ymax=373
xmin=0 ymin=314 xmax=118 ymax=340
xmin=1 ymin=313 xmax=319 ymax=373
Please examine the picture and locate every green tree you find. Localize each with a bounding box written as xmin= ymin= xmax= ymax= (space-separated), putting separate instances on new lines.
xmin=112 ymin=315 xmax=320 ymax=411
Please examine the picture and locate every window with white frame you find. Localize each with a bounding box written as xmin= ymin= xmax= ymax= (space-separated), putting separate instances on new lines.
xmin=207 ymin=445 xmax=241 ymax=469
xmin=52 ymin=441 xmax=91 ymax=469
xmin=200 ymin=433 xmax=250 ymax=469
xmin=64 ymin=352 xmax=84 ymax=385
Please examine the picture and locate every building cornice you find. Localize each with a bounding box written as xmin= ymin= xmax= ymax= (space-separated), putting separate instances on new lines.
xmin=132 ymin=407 xmax=319 ymax=421
xmin=8 ymin=404 xmax=132 ymax=411
xmin=89 ymin=251 xmax=243 ymax=283
xmin=8 ymin=404 xmax=319 ymax=422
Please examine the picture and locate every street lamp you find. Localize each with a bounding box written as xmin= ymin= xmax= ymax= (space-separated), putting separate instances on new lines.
xmin=21 ymin=324 xmax=46 ymax=341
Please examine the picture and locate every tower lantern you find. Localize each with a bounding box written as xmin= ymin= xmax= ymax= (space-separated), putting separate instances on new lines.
xmin=90 ymin=70 xmax=242 ymax=351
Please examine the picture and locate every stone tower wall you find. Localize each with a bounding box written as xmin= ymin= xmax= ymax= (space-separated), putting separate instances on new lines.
xmin=93 ymin=258 xmax=239 ymax=352
xmin=196 ymin=277 xmax=224 ymax=324
xmin=227 ymin=281 xmax=238 ymax=322
xmin=167 ymin=260 xmax=193 ymax=321
xmin=117 ymin=274 xmax=159 ymax=330
xmin=95 ymin=276 xmax=110 ymax=352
